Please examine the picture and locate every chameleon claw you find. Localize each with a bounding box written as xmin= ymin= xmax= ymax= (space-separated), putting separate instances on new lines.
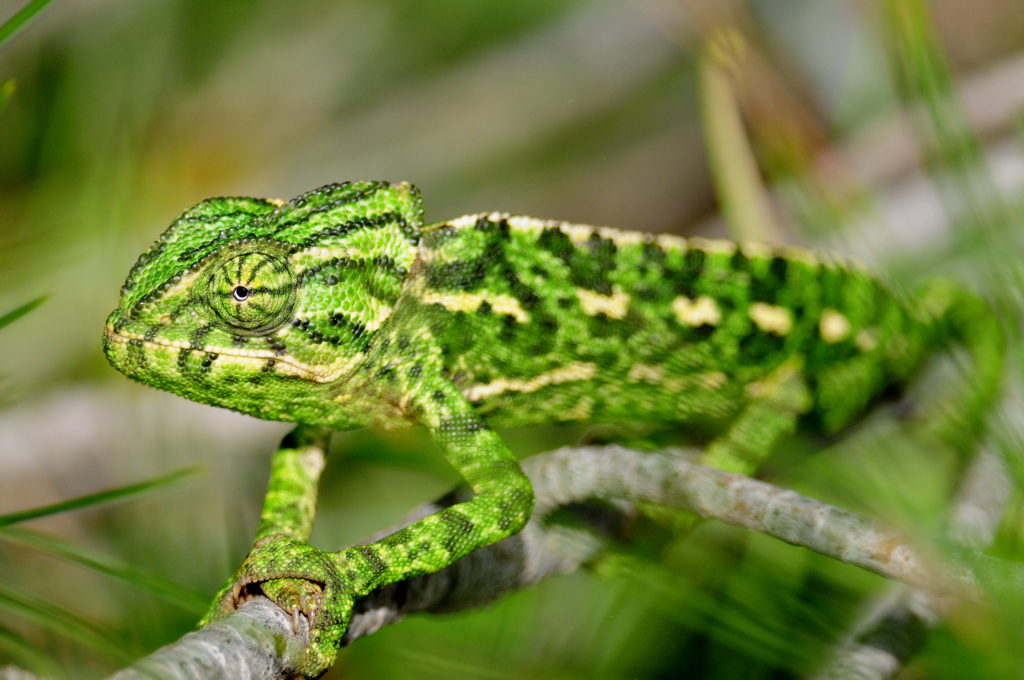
xmin=203 ymin=535 xmax=355 ymax=677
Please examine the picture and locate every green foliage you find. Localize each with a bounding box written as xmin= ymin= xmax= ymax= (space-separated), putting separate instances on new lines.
xmin=0 ymin=0 xmax=54 ymax=49
xmin=0 ymin=466 xmax=200 ymax=528
xmin=0 ymin=296 xmax=47 ymax=332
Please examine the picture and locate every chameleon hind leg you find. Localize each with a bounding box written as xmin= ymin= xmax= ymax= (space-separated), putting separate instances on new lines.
xmin=702 ymin=360 xmax=812 ymax=475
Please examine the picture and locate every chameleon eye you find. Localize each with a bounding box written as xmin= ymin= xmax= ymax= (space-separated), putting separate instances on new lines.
xmin=196 ymin=250 xmax=296 ymax=335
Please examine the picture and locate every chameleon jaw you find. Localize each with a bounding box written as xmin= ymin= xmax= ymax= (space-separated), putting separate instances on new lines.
xmin=102 ymin=322 xmax=359 ymax=385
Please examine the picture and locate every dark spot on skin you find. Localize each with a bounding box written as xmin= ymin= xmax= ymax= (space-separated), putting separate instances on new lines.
xmin=477 ymin=300 xmax=493 ymax=315
xmin=738 ymin=329 xmax=785 ymax=361
xmin=633 ymin=284 xmax=660 ymax=301
xmin=475 ymin=216 xmax=511 ymax=240
xmin=408 ymin=363 xmax=423 ymax=379
xmin=426 ymin=260 xmax=487 ymax=290
xmin=589 ymin=313 xmax=614 ymax=338
xmin=684 ymin=249 xmax=705 ymax=276
xmin=751 ymin=255 xmax=791 ymax=302
xmin=190 ymin=325 xmax=213 ymax=350
xmin=518 ymin=288 xmax=541 ymax=310
xmin=731 ymin=249 xmax=749 ymax=274
xmin=641 ymin=241 xmax=667 ymax=265
xmin=593 ymin=350 xmax=618 ymax=370
xmin=689 ymin=323 xmax=716 ymax=341
xmin=262 ymin=359 xmax=276 ymax=373
xmin=586 ymin=232 xmax=617 ymax=259
xmin=770 ymin=255 xmax=788 ymax=281
xmin=498 ymin=314 xmax=518 ymax=341
xmin=431 ymin=390 xmax=446 ymax=403
xmin=537 ymin=227 xmax=574 ymax=261
xmin=357 ymin=546 xmax=388 ymax=575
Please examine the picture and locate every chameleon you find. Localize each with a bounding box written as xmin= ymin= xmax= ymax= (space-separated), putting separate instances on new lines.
xmin=102 ymin=180 xmax=1003 ymax=677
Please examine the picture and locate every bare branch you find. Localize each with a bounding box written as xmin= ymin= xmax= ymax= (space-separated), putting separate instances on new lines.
xmin=813 ymin=441 xmax=1014 ymax=680
xmin=107 ymin=445 xmax=1022 ymax=679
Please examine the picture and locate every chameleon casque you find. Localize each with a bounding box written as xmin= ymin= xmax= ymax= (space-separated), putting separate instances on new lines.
xmin=103 ymin=181 xmax=1003 ymax=676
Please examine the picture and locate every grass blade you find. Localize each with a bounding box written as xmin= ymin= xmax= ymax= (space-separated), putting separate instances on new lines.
xmin=0 ymin=78 xmax=14 ymax=115
xmin=0 ymin=295 xmax=48 ymax=331
xmin=0 ymin=527 xmax=207 ymax=611
xmin=0 ymin=0 xmax=55 ymax=48
xmin=0 ymin=465 xmax=201 ymax=527
xmin=0 ymin=582 xmax=131 ymax=662
xmin=0 ymin=623 xmax=63 ymax=679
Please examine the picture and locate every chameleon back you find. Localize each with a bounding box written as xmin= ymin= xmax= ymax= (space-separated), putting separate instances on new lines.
xmin=407 ymin=213 xmax=933 ymax=434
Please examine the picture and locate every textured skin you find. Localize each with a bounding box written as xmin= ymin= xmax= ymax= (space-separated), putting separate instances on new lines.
xmin=103 ymin=181 xmax=1003 ymax=677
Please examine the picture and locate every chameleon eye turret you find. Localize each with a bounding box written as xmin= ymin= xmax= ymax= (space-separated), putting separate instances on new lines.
xmin=193 ymin=247 xmax=297 ymax=335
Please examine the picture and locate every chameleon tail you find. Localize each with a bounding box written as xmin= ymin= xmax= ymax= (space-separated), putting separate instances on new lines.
xmin=913 ymin=281 xmax=1005 ymax=455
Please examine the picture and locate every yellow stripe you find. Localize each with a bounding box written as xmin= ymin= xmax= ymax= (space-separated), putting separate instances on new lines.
xmin=463 ymin=362 xmax=597 ymax=402
xmin=418 ymin=289 xmax=529 ymax=323
xmin=104 ymin=326 xmax=362 ymax=383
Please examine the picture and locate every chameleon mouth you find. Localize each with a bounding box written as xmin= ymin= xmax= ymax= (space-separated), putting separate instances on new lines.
xmin=102 ymin=323 xmax=353 ymax=384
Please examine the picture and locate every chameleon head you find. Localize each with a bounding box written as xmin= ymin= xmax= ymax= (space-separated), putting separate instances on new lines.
xmin=103 ymin=181 xmax=423 ymax=426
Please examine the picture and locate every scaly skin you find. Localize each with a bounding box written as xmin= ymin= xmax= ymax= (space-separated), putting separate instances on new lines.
xmin=103 ymin=181 xmax=1003 ymax=677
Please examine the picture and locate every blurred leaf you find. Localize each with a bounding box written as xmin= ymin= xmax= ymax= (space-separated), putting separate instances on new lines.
xmin=0 ymin=466 xmax=201 ymax=527
xmin=0 ymin=0 xmax=54 ymax=49
xmin=698 ymin=29 xmax=779 ymax=243
xmin=0 ymin=623 xmax=61 ymax=679
xmin=0 ymin=296 xmax=48 ymax=331
xmin=0 ymin=583 xmax=130 ymax=662
xmin=0 ymin=527 xmax=206 ymax=612
xmin=0 ymin=78 xmax=14 ymax=116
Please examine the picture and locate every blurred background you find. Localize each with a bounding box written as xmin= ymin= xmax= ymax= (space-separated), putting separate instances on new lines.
xmin=1 ymin=0 xmax=1023 ymax=677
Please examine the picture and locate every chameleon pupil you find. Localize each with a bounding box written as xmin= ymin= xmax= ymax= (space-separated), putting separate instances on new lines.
xmin=233 ymin=286 xmax=250 ymax=302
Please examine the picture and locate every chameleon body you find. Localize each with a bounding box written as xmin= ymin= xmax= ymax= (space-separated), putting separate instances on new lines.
xmin=103 ymin=181 xmax=1002 ymax=676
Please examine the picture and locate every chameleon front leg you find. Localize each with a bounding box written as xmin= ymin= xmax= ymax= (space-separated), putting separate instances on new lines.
xmin=204 ymin=382 xmax=533 ymax=677
xmin=201 ymin=425 xmax=341 ymax=670
xmin=335 ymin=380 xmax=535 ymax=594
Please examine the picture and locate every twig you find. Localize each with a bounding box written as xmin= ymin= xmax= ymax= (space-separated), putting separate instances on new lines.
xmin=107 ymin=445 xmax=1021 ymax=679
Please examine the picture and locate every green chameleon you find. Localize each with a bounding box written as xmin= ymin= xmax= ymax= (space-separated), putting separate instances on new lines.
xmin=103 ymin=181 xmax=1003 ymax=677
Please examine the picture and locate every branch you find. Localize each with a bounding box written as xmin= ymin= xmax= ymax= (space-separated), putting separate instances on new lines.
xmin=812 ymin=438 xmax=1015 ymax=679
xmin=108 ymin=446 xmax=1022 ymax=679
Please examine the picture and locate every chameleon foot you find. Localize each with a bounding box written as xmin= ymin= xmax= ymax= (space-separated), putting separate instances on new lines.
xmin=202 ymin=535 xmax=354 ymax=678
